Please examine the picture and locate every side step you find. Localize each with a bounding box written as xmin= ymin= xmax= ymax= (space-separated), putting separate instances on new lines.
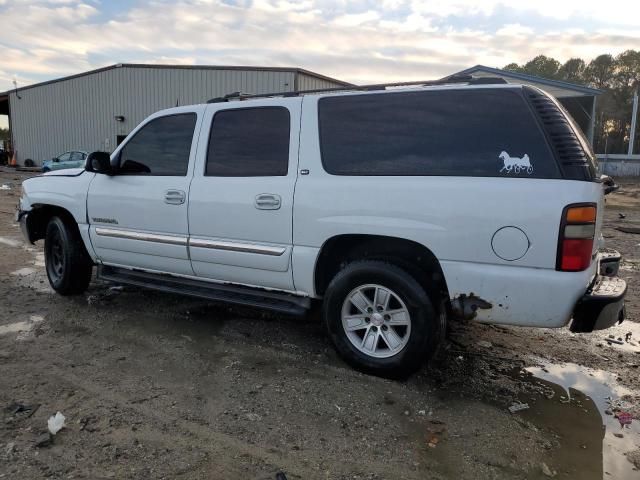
xmin=97 ymin=265 xmax=311 ymax=316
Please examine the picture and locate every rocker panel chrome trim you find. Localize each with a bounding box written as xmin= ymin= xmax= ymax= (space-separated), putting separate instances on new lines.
xmin=95 ymin=227 xmax=187 ymax=246
xmin=189 ymin=238 xmax=286 ymax=256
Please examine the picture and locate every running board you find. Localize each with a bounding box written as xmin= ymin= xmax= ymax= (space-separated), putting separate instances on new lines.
xmin=97 ymin=265 xmax=311 ymax=316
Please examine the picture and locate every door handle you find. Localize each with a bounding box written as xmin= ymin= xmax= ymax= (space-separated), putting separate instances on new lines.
xmin=255 ymin=193 xmax=281 ymax=210
xmin=164 ymin=189 xmax=186 ymax=205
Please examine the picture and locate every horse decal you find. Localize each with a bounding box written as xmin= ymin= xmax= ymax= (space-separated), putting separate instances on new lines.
xmin=499 ymin=151 xmax=533 ymax=174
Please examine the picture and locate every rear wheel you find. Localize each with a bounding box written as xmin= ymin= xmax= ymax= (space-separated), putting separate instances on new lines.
xmin=45 ymin=216 xmax=93 ymax=295
xmin=323 ymin=260 xmax=439 ymax=378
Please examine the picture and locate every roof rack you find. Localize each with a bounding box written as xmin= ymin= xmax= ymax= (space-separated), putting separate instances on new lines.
xmin=205 ymin=75 xmax=508 ymax=103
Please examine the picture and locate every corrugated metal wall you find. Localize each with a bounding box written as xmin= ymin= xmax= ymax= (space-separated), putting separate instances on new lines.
xmin=296 ymin=72 xmax=345 ymax=91
xmin=9 ymin=66 xmax=309 ymax=164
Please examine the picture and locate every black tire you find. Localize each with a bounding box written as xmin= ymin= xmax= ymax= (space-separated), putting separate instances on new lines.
xmin=44 ymin=216 xmax=93 ymax=295
xmin=323 ymin=260 xmax=438 ymax=378
xmin=42 ymin=167 xmax=51 ymax=173
xmin=24 ymin=158 xmax=35 ymax=167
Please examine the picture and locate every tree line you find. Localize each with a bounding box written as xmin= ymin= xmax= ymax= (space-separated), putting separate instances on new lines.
xmin=504 ymin=51 xmax=640 ymax=154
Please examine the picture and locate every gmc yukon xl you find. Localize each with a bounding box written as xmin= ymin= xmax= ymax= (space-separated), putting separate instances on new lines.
xmin=17 ymin=78 xmax=626 ymax=377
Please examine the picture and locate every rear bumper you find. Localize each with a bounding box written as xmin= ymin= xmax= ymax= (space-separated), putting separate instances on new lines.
xmin=570 ymin=251 xmax=626 ymax=333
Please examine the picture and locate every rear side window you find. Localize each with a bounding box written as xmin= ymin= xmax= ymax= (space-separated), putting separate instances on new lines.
xmin=318 ymin=89 xmax=560 ymax=178
xmin=119 ymin=113 xmax=196 ymax=176
xmin=206 ymin=107 xmax=290 ymax=176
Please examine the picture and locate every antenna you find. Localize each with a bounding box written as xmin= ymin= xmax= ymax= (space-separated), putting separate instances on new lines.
xmin=12 ymin=79 xmax=21 ymax=100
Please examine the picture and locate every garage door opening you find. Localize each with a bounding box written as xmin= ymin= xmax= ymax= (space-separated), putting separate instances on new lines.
xmin=0 ymin=94 xmax=11 ymax=165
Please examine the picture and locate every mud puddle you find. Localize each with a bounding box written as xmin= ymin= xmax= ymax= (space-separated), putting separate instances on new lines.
xmin=519 ymin=361 xmax=640 ymax=479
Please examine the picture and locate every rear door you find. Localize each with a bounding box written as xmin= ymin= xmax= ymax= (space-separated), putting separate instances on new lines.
xmin=87 ymin=107 xmax=204 ymax=275
xmin=188 ymin=99 xmax=302 ymax=291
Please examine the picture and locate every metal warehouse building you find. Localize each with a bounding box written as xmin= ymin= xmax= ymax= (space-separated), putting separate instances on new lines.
xmin=0 ymin=64 xmax=350 ymax=165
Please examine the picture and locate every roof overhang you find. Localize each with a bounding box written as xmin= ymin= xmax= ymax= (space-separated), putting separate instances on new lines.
xmin=453 ymin=65 xmax=602 ymax=98
xmin=0 ymin=94 xmax=9 ymax=115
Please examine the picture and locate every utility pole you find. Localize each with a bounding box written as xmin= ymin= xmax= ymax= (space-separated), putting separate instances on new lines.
xmin=629 ymin=89 xmax=638 ymax=156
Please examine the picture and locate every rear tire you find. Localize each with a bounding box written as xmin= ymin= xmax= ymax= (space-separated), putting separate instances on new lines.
xmin=323 ymin=260 xmax=438 ymax=378
xmin=44 ymin=216 xmax=93 ymax=295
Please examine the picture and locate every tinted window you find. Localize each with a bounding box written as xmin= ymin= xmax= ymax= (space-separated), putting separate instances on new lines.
xmin=70 ymin=152 xmax=83 ymax=162
xmin=119 ymin=114 xmax=196 ymax=176
xmin=58 ymin=152 xmax=71 ymax=162
xmin=318 ymin=89 xmax=560 ymax=178
xmin=206 ymin=107 xmax=290 ymax=176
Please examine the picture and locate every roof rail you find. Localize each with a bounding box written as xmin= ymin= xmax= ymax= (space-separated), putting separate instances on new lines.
xmin=205 ymin=75 xmax=508 ymax=103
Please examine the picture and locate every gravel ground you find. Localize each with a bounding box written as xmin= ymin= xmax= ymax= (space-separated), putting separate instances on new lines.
xmin=0 ymin=169 xmax=639 ymax=479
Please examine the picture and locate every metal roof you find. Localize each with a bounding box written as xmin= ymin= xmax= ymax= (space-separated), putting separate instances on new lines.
xmin=453 ymin=65 xmax=602 ymax=97
xmin=1 ymin=63 xmax=352 ymax=95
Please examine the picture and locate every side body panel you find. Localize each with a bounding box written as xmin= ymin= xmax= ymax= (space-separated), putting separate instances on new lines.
xmin=187 ymin=98 xmax=302 ymax=291
xmin=293 ymin=92 xmax=604 ymax=327
xmin=86 ymin=105 xmax=206 ymax=275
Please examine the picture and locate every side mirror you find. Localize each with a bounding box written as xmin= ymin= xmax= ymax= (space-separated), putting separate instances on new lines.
xmin=601 ymin=175 xmax=619 ymax=195
xmin=86 ymin=151 xmax=113 ymax=174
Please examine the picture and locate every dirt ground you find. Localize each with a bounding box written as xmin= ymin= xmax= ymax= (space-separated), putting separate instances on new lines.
xmin=1 ymin=169 xmax=639 ymax=480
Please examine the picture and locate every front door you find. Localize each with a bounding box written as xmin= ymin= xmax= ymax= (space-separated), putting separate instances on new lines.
xmin=87 ymin=108 xmax=203 ymax=275
xmin=188 ymin=99 xmax=302 ymax=291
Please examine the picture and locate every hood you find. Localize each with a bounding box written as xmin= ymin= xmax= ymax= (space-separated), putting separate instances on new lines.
xmin=41 ymin=168 xmax=85 ymax=177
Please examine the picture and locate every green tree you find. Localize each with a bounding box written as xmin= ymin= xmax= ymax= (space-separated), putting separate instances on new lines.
xmin=558 ymin=58 xmax=586 ymax=83
xmin=584 ymin=54 xmax=615 ymax=89
xmin=0 ymin=127 xmax=9 ymax=143
xmin=503 ymin=62 xmax=523 ymax=73
xmin=522 ymin=55 xmax=561 ymax=79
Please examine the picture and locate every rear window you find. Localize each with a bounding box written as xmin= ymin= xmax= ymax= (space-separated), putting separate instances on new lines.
xmin=318 ymin=89 xmax=560 ymax=178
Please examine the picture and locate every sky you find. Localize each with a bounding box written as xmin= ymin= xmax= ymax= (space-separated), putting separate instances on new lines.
xmin=1 ymin=0 xmax=640 ymax=128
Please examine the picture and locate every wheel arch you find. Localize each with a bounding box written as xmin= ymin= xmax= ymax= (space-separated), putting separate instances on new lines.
xmin=25 ymin=204 xmax=78 ymax=243
xmin=314 ymin=234 xmax=450 ymax=307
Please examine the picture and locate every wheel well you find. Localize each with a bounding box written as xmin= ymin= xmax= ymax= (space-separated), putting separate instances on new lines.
xmin=25 ymin=205 xmax=76 ymax=243
xmin=314 ymin=234 xmax=450 ymax=305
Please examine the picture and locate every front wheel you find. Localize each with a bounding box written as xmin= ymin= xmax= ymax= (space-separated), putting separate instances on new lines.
xmin=45 ymin=216 xmax=93 ymax=295
xmin=323 ymin=260 xmax=439 ymax=378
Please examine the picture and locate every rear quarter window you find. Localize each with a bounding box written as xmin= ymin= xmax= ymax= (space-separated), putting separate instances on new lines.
xmin=318 ymin=89 xmax=560 ymax=178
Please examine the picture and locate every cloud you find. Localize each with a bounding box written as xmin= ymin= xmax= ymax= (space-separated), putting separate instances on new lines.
xmin=0 ymin=0 xmax=638 ymax=94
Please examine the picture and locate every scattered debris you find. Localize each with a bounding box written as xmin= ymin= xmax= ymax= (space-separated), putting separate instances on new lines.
xmin=476 ymin=340 xmax=493 ymax=349
xmin=35 ymin=433 xmax=52 ymax=448
xmin=426 ymin=420 xmax=447 ymax=448
xmin=5 ymin=442 xmax=15 ymax=455
xmin=0 ymin=184 xmax=11 ymax=190
xmin=47 ymin=412 xmax=66 ymax=435
xmin=606 ymin=337 xmax=624 ymax=345
xmin=614 ymin=433 xmax=624 ymax=438
xmin=6 ymin=401 xmax=40 ymax=418
xmin=275 ymin=472 xmax=288 ymax=480
xmin=619 ymin=213 xmax=626 ymax=219
xmin=245 ymin=413 xmax=261 ymax=422
xmin=508 ymin=402 xmax=530 ymax=414
xmin=615 ymin=226 xmax=640 ymax=234
xmin=541 ymin=462 xmax=556 ymax=477
xmin=615 ymin=411 xmax=633 ymax=427
xmin=626 ymin=332 xmax=633 ymax=342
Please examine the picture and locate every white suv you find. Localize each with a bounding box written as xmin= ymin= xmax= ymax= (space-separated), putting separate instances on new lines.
xmin=17 ymin=78 xmax=626 ymax=377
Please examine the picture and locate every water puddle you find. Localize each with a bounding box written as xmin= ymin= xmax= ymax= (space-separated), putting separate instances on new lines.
xmin=11 ymin=267 xmax=36 ymax=276
xmin=0 ymin=236 xmax=22 ymax=248
xmin=522 ymin=361 xmax=640 ymax=479
xmin=0 ymin=315 xmax=44 ymax=340
xmin=592 ymin=321 xmax=640 ymax=354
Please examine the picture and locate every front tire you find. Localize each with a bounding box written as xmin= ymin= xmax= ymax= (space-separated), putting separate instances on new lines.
xmin=323 ymin=260 xmax=438 ymax=378
xmin=45 ymin=216 xmax=93 ymax=295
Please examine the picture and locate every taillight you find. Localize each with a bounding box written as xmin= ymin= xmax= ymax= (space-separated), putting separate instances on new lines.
xmin=557 ymin=204 xmax=596 ymax=272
